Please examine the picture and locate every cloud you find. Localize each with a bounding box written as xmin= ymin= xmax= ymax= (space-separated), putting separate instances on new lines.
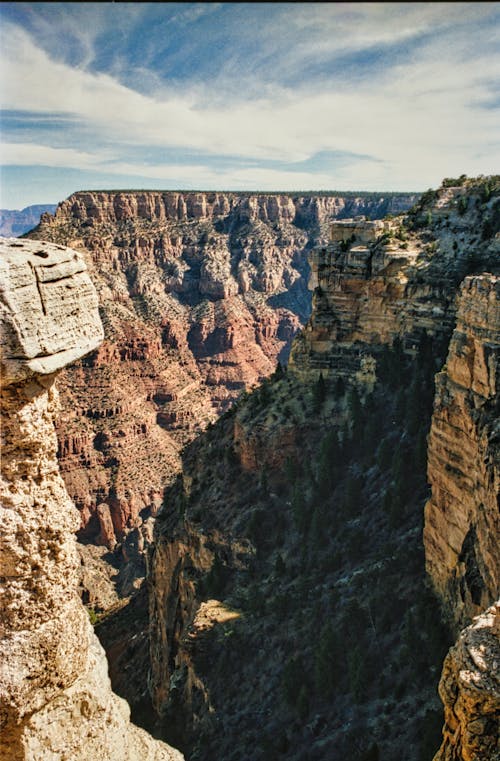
xmin=1 ymin=2 xmax=499 ymax=206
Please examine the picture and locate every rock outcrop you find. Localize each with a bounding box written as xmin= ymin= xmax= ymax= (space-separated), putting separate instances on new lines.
xmin=424 ymin=275 xmax=500 ymax=632
xmin=290 ymin=179 xmax=499 ymax=391
xmin=433 ymin=601 xmax=500 ymax=761
xmin=25 ymin=190 xmax=417 ymax=580
xmin=0 ymin=238 xmax=181 ymax=761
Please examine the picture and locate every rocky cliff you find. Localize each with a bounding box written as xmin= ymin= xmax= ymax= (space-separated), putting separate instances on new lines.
xmin=424 ymin=275 xmax=500 ymax=632
xmin=0 ymin=237 xmax=182 ymax=761
xmin=26 ymin=190 xmax=417 ymax=594
xmin=290 ymin=201 xmax=500 ymax=636
xmin=147 ymin=176 xmax=499 ymax=761
xmin=433 ymin=602 xmax=499 ymax=761
xmin=290 ymin=179 xmax=499 ymax=388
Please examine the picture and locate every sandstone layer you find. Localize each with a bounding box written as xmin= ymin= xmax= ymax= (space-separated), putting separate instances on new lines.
xmin=0 ymin=238 xmax=181 ymax=761
xmin=26 ymin=190 xmax=417 ymax=579
xmin=424 ymin=275 xmax=500 ymax=631
xmin=290 ymin=179 xmax=499 ymax=390
xmin=433 ymin=601 xmax=500 ymax=761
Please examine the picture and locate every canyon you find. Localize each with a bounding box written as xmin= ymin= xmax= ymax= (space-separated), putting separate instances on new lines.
xmin=0 ymin=205 xmax=57 ymax=238
xmin=147 ymin=177 xmax=499 ymax=760
xmin=2 ymin=176 xmax=498 ymax=761
xmin=26 ymin=190 xmax=418 ymax=603
xmin=0 ymin=238 xmax=181 ymax=761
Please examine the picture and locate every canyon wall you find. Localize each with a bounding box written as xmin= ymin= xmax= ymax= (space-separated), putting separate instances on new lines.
xmin=424 ymin=275 xmax=500 ymax=632
xmin=147 ymin=177 xmax=499 ymax=760
xmin=286 ymin=185 xmax=500 ymax=630
xmin=286 ymin=179 xmax=500 ymax=755
xmin=290 ymin=182 xmax=499 ymax=387
xmin=27 ymin=190 xmax=417 ymax=576
xmin=0 ymin=204 xmax=57 ymax=238
xmin=0 ymin=238 xmax=181 ymax=761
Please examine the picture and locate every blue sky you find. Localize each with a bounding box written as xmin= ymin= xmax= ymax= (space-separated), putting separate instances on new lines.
xmin=1 ymin=2 xmax=499 ymax=208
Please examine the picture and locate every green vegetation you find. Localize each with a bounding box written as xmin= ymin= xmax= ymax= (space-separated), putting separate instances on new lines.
xmin=87 ymin=606 xmax=100 ymax=625
xmin=441 ymin=174 xmax=468 ymax=188
xmin=157 ymin=327 xmax=454 ymax=761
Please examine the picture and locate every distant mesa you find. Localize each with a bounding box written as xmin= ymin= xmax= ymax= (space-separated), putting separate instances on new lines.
xmin=0 ymin=204 xmax=58 ymax=237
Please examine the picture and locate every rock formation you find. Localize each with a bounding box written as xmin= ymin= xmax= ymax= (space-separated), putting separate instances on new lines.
xmin=0 ymin=205 xmax=57 ymax=238
xmin=146 ymin=176 xmax=499 ymax=761
xmin=433 ymin=601 xmax=500 ymax=761
xmin=25 ymin=190 xmax=417 ymax=592
xmin=424 ymin=275 xmax=500 ymax=632
xmin=0 ymin=238 xmax=182 ymax=761
xmin=290 ymin=180 xmax=499 ymax=389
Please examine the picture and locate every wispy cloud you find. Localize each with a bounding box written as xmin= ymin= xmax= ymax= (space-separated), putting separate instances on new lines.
xmin=1 ymin=2 xmax=499 ymax=206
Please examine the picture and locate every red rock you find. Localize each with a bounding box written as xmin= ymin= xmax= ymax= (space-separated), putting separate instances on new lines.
xmin=27 ymin=190 xmax=416 ymax=554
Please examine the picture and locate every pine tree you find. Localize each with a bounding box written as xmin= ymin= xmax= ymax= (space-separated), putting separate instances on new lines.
xmin=313 ymin=372 xmax=327 ymax=413
xmin=314 ymin=622 xmax=338 ymax=698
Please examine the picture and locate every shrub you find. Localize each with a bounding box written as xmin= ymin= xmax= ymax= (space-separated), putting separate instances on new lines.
xmin=282 ymin=655 xmax=304 ymax=705
xmin=314 ymin=622 xmax=339 ymax=698
xmin=87 ymin=607 xmax=99 ymax=625
xmin=348 ymin=645 xmax=366 ymax=702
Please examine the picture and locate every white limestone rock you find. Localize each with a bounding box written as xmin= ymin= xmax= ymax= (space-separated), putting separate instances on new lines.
xmin=0 ymin=237 xmax=104 ymax=385
xmin=0 ymin=238 xmax=182 ymax=760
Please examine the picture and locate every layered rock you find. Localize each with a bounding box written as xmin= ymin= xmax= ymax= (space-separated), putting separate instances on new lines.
xmin=424 ymin=275 xmax=500 ymax=631
xmin=290 ymin=179 xmax=499 ymax=389
xmin=44 ymin=190 xmax=416 ymax=227
xmin=433 ymin=601 xmax=500 ymax=761
xmin=0 ymin=238 xmax=181 ymax=761
xmin=146 ymin=177 xmax=499 ymax=760
xmin=26 ymin=190 xmax=417 ymax=564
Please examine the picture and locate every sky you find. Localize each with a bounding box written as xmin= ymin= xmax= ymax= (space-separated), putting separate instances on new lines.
xmin=1 ymin=1 xmax=499 ymax=208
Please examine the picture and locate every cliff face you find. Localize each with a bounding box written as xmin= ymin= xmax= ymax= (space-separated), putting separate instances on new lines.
xmin=424 ymin=275 xmax=500 ymax=632
xmin=0 ymin=238 xmax=181 ymax=761
xmin=290 ymin=180 xmax=499 ymax=388
xmin=433 ymin=602 xmax=500 ymax=761
xmin=147 ymin=177 xmax=499 ymax=761
xmin=46 ymin=190 xmax=416 ymax=227
xmin=26 ymin=190 xmax=417 ymax=579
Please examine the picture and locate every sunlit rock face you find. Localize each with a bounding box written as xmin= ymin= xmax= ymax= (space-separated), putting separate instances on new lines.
xmin=424 ymin=275 xmax=500 ymax=631
xmin=433 ymin=601 xmax=500 ymax=761
xmin=0 ymin=238 xmax=182 ymax=761
xmin=289 ymin=180 xmax=499 ymax=395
